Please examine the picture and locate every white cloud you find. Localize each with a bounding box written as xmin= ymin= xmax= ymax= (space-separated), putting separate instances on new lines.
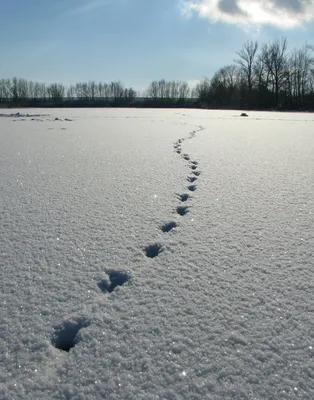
xmin=180 ymin=0 xmax=314 ymax=28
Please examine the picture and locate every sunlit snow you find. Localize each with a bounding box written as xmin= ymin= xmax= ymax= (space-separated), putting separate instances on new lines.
xmin=1 ymin=108 xmax=313 ymax=399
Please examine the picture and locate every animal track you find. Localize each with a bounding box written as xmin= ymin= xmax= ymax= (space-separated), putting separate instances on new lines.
xmin=144 ymin=243 xmax=164 ymax=258
xmin=98 ymin=269 xmax=131 ymax=293
xmin=187 ymin=176 xmax=197 ymax=183
xmin=155 ymin=126 xmax=204 ymax=257
xmin=192 ymin=171 xmax=201 ymax=176
xmin=161 ymin=221 xmax=177 ymax=233
xmin=178 ymin=193 xmax=191 ymax=202
xmin=51 ymin=317 xmax=90 ymax=352
xmin=177 ymin=206 xmax=189 ymax=216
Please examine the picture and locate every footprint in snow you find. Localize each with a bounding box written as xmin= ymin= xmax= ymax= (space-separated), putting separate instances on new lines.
xmin=161 ymin=221 xmax=177 ymax=233
xmin=51 ymin=317 xmax=90 ymax=352
xmin=183 ymin=154 xmax=190 ymax=161
xmin=187 ymin=185 xmax=197 ymax=192
xmin=98 ymin=269 xmax=131 ymax=293
xmin=190 ymin=165 xmax=197 ymax=170
xmin=187 ymin=176 xmax=197 ymax=183
xmin=192 ymin=171 xmax=201 ymax=176
xmin=178 ymin=193 xmax=191 ymax=202
xmin=144 ymin=243 xmax=164 ymax=258
xmin=177 ymin=206 xmax=189 ymax=216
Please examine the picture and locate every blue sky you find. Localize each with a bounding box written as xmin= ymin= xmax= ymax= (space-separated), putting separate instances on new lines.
xmin=1 ymin=0 xmax=314 ymax=91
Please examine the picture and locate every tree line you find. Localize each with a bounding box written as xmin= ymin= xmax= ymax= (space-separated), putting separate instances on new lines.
xmin=0 ymin=79 xmax=137 ymax=102
xmin=195 ymin=38 xmax=314 ymax=110
xmin=1 ymin=37 xmax=314 ymax=110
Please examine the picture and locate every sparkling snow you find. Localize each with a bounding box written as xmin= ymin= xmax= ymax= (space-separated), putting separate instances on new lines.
xmin=1 ymin=109 xmax=314 ymax=399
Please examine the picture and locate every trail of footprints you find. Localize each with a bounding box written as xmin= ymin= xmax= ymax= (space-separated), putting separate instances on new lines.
xmin=51 ymin=125 xmax=204 ymax=353
xmin=51 ymin=269 xmax=131 ymax=352
xmin=144 ymin=125 xmax=204 ymax=258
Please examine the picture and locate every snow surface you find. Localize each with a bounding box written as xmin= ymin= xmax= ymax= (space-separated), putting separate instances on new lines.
xmin=1 ymin=108 xmax=314 ymax=399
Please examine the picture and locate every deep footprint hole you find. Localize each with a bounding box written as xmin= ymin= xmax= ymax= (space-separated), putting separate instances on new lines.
xmin=187 ymin=176 xmax=197 ymax=183
xmin=190 ymin=165 xmax=197 ymax=170
xmin=178 ymin=193 xmax=191 ymax=202
xmin=188 ymin=185 xmax=197 ymax=192
xmin=161 ymin=221 xmax=177 ymax=233
xmin=192 ymin=171 xmax=201 ymax=176
xmin=51 ymin=318 xmax=90 ymax=352
xmin=98 ymin=269 xmax=131 ymax=293
xmin=177 ymin=206 xmax=189 ymax=216
xmin=144 ymin=243 xmax=164 ymax=258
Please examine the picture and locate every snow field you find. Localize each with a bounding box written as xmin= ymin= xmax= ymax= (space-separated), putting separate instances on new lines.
xmin=1 ymin=109 xmax=314 ymax=399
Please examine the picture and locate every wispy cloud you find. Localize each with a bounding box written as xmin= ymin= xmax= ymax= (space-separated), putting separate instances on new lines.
xmin=67 ymin=0 xmax=111 ymax=15
xmin=180 ymin=0 xmax=314 ymax=29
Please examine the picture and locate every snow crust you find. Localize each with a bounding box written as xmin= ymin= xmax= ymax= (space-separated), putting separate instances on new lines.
xmin=1 ymin=109 xmax=314 ymax=399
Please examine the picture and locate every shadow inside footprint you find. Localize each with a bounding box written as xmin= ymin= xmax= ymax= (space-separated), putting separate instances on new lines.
xmin=51 ymin=318 xmax=90 ymax=352
xmin=161 ymin=221 xmax=177 ymax=233
xmin=190 ymin=161 xmax=198 ymax=166
xmin=144 ymin=243 xmax=164 ymax=258
xmin=98 ymin=269 xmax=131 ymax=293
xmin=188 ymin=185 xmax=197 ymax=192
xmin=187 ymin=176 xmax=197 ymax=183
xmin=192 ymin=171 xmax=201 ymax=176
xmin=176 ymin=150 xmax=181 ymax=154
xmin=178 ymin=193 xmax=191 ymax=202
xmin=177 ymin=206 xmax=189 ymax=216
xmin=183 ymin=154 xmax=190 ymax=161
xmin=190 ymin=165 xmax=197 ymax=170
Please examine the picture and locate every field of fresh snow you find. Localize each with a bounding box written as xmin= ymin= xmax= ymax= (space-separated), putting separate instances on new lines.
xmin=1 ymin=108 xmax=314 ymax=399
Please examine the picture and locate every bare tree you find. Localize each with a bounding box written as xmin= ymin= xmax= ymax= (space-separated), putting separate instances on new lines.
xmin=235 ymin=41 xmax=258 ymax=108
xmin=67 ymin=85 xmax=75 ymax=100
xmin=146 ymin=80 xmax=160 ymax=99
xmin=109 ymin=81 xmax=124 ymax=99
xmin=178 ymin=81 xmax=190 ymax=99
xmin=262 ymin=38 xmax=289 ymax=107
xmin=194 ymin=79 xmax=211 ymax=103
xmin=146 ymin=80 xmax=190 ymax=100
xmin=288 ymin=45 xmax=314 ymax=108
xmin=88 ymin=81 xmax=97 ymax=99
xmin=210 ymin=65 xmax=240 ymax=106
xmin=11 ymin=77 xmax=19 ymax=101
xmin=33 ymin=82 xmax=46 ymax=99
xmin=124 ymin=88 xmax=136 ymax=100
xmin=47 ymin=83 xmax=65 ymax=101
xmin=0 ymin=79 xmax=12 ymax=101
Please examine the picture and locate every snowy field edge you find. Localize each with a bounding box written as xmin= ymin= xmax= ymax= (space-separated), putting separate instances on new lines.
xmin=1 ymin=108 xmax=314 ymax=399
